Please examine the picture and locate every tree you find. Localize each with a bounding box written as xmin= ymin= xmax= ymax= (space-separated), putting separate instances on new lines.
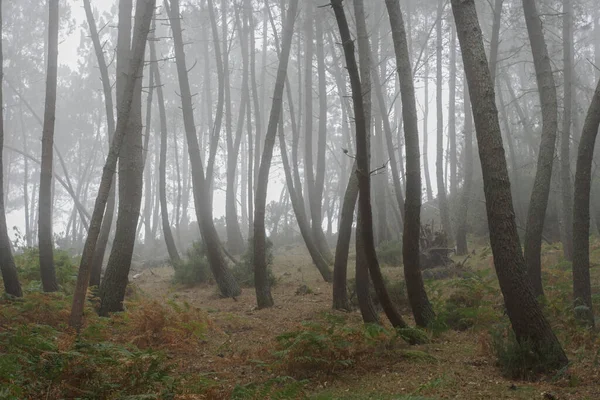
xmin=332 ymin=0 xmax=408 ymax=329
xmin=70 ymin=0 xmax=156 ymax=329
xmin=451 ymin=0 xmax=567 ymax=368
xmin=82 ymin=0 xmax=117 ymax=288
xmin=571 ymin=77 xmax=600 ymax=327
xmin=38 ymin=0 xmax=60 ymax=293
xmin=253 ymin=0 xmax=299 ymax=309
xmin=98 ymin=0 xmax=146 ymax=315
xmin=560 ymin=0 xmax=574 ymax=261
xmin=385 ymin=0 xmax=435 ymax=327
xmin=165 ymin=0 xmax=241 ymax=298
xmin=150 ymin=21 xmax=180 ymax=264
xmin=522 ymin=0 xmax=559 ymax=298
xmin=455 ymin=77 xmax=473 ymax=256
xmin=0 ymin=0 xmax=22 ymax=298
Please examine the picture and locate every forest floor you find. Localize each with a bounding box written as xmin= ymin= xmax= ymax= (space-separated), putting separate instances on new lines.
xmin=127 ymin=242 xmax=600 ymax=400
xmin=2 ymin=241 xmax=600 ymax=399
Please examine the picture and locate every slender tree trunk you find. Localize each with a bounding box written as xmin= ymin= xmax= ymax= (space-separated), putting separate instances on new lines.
xmin=456 ymin=77 xmax=473 ymax=255
xmin=436 ymin=0 xmax=452 ymax=241
xmin=0 ymin=0 xmax=22 ymax=296
xmin=98 ymin=0 xmax=146 ymax=315
xmin=423 ymin=43 xmax=433 ymax=202
xmin=448 ymin=21 xmax=457 ymax=198
xmin=488 ymin=0 xmax=503 ymax=85
xmin=70 ymin=0 xmax=155 ymax=328
xmin=353 ymin=0 xmax=379 ymax=324
xmin=38 ymin=0 xmax=59 ymax=293
xmin=249 ymin=0 xmax=260 ymax=236
xmin=560 ymin=0 xmax=574 ymax=261
xmin=143 ymin=46 xmax=155 ymax=247
xmin=333 ymin=0 xmax=408 ymax=329
xmin=522 ymin=0 xmax=559 ymax=298
xmin=166 ymin=0 xmax=240 ymax=298
xmin=150 ymin=25 xmax=179 ymax=264
xmin=386 ymin=0 xmax=435 ymax=327
xmin=253 ymin=0 xmax=299 ymax=308
xmin=451 ymin=0 xmax=568 ymax=367
xmin=84 ymin=0 xmax=117 ymax=287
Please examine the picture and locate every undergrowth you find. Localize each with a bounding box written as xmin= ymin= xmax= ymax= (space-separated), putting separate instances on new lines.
xmin=231 ymin=236 xmax=277 ymax=287
xmin=172 ymin=240 xmax=214 ymax=286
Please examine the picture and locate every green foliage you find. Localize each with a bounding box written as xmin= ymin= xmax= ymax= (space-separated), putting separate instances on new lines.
xmin=0 ymin=324 xmax=176 ymax=399
xmin=231 ymin=376 xmax=308 ymax=399
xmin=489 ymin=325 xmax=568 ymax=380
xmin=347 ymin=277 xmax=409 ymax=313
xmin=376 ymin=240 xmax=403 ymax=266
xmin=396 ymin=327 xmax=430 ymax=345
xmin=428 ymin=273 xmax=499 ymax=334
xmin=172 ymin=241 xmax=213 ymax=286
xmin=273 ymin=314 xmax=396 ymax=377
xmin=13 ymin=247 xmax=78 ymax=292
xmin=232 ymin=236 xmax=277 ymax=288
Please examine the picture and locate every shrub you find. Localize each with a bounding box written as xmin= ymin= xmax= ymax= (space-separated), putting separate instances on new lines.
xmin=376 ymin=240 xmax=403 ymax=266
xmin=489 ymin=325 xmax=568 ymax=380
xmin=347 ymin=277 xmax=409 ymax=313
xmin=172 ymin=241 xmax=213 ymax=286
xmin=13 ymin=247 xmax=78 ymax=292
xmin=231 ymin=237 xmax=276 ymax=288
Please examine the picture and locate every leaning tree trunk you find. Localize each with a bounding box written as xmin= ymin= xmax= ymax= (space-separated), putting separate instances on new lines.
xmin=38 ymin=0 xmax=59 ymax=293
xmin=166 ymin=0 xmax=240 ymax=298
xmin=151 ymin=26 xmax=180 ymax=264
xmin=332 ymin=0 xmax=408 ymax=329
xmin=522 ymin=0 xmax=559 ymax=298
xmin=571 ymin=77 xmax=600 ymax=327
xmin=560 ymin=0 xmax=574 ymax=261
xmin=70 ymin=0 xmax=155 ymax=329
xmin=253 ymin=0 xmax=299 ymax=309
xmin=385 ymin=0 xmax=435 ymax=327
xmin=436 ymin=0 xmax=452 ymax=242
xmin=83 ymin=0 xmax=117 ymax=288
xmin=451 ymin=0 xmax=568 ymax=368
xmin=98 ymin=0 xmax=146 ymax=316
xmin=0 ymin=0 xmax=22 ymax=297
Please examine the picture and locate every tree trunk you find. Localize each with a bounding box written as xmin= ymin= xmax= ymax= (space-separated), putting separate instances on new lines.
xmin=150 ymin=24 xmax=180 ymax=264
xmin=522 ymin=0 xmax=559 ymax=298
xmin=386 ymin=0 xmax=435 ymax=327
xmin=253 ymin=0 xmax=299 ymax=309
xmin=83 ymin=0 xmax=117 ymax=287
xmin=38 ymin=0 xmax=59 ymax=293
xmin=436 ymin=0 xmax=452 ymax=242
xmin=98 ymin=0 xmax=146 ymax=315
xmin=455 ymin=77 xmax=473 ymax=255
xmin=448 ymin=21 xmax=457 ymax=198
xmin=333 ymin=0 xmax=408 ymax=329
xmin=560 ymin=0 xmax=574 ymax=261
xmin=451 ymin=0 xmax=568 ymax=367
xmin=572 ymin=77 xmax=600 ymax=327
xmin=0 ymin=0 xmax=22 ymax=297
xmin=423 ymin=42 xmax=433 ymax=202
xmin=166 ymin=0 xmax=240 ymax=298
xmin=70 ymin=0 xmax=155 ymax=328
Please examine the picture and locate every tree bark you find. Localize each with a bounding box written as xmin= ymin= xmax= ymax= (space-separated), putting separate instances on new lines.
xmin=166 ymin=0 xmax=241 ymax=298
xmin=253 ymin=0 xmax=299 ymax=309
xmin=98 ymin=0 xmax=146 ymax=315
xmin=522 ymin=0 xmax=559 ymax=298
xmin=571 ymin=77 xmax=600 ymax=327
xmin=455 ymin=77 xmax=473 ymax=255
xmin=0 ymin=0 xmax=22 ymax=297
xmin=386 ymin=0 xmax=435 ymax=327
xmin=333 ymin=0 xmax=408 ymax=329
xmin=452 ymin=0 xmax=567 ymax=366
xmin=150 ymin=24 xmax=180 ymax=264
xmin=70 ymin=0 xmax=155 ymax=328
xmin=38 ymin=0 xmax=59 ymax=293
xmin=83 ymin=0 xmax=117 ymax=288
xmin=436 ymin=0 xmax=452 ymax=242
xmin=560 ymin=0 xmax=574 ymax=261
